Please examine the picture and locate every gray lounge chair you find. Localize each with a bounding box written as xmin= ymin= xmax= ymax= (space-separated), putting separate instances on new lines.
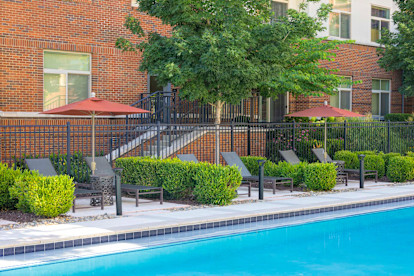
xmin=85 ymin=157 xmax=163 ymax=207
xmin=279 ymin=150 xmax=301 ymax=165
xmin=312 ymin=148 xmax=377 ymax=183
xmin=25 ymin=158 xmax=103 ymax=212
xmin=221 ymin=152 xmax=293 ymax=194
xmin=177 ymin=154 xmax=199 ymax=163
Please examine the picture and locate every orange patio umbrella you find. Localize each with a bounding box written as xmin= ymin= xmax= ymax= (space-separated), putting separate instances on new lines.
xmin=286 ymin=101 xmax=364 ymax=161
xmin=42 ymin=93 xmax=150 ymax=174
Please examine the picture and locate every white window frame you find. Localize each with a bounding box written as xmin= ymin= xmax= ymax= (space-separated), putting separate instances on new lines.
xmin=372 ymin=79 xmax=391 ymax=118
xmin=371 ymin=5 xmax=391 ymax=42
xmin=43 ymin=50 xmax=91 ymax=111
xmin=131 ymin=0 xmax=139 ymax=7
xmin=331 ymin=76 xmax=352 ymax=110
xmin=329 ymin=0 xmax=351 ymax=39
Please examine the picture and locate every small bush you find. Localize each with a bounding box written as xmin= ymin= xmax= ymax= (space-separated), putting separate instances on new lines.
xmin=364 ymin=155 xmax=385 ymax=178
xmin=10 ymin=171 xmax=75 ymax=217
xmin=0 ymin=164 xmax=21 ymax=210
xmin=240 ymin=156 xmax=268 ymax=176
xmin=193 ymin=164 xmax=242 ymax=205
xmin=384 ymin=113 xmax=414 ymax=122
xmin=381 ymin=152 xmax=401 ymax=173
xmin=304 ymin=163 xmax=337 ymax=191
xmin=354 ymin=151 xmax=378 ymax=157
xmin=334 ymin=151 xmax=358 ymax=169
xmin=387 ymin=156 xmax=414 ymax=183
xmin=266 ymin=161 xmax=307 ymax=186
xmin=406 ymin=152 xmax=414 ymax=158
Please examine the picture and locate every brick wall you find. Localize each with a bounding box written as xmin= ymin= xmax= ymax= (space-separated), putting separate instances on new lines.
xmin=0 ymin=0 xmax=172 ymax=112
xmin=289 ymin=43 xmax=404 ymax=115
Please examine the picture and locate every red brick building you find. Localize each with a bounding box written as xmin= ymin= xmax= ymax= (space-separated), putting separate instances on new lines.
xmin=0 ymin=0 xmax=411 ymax=122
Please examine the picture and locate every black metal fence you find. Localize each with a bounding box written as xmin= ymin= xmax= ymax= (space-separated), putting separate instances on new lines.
xmin=1 ymin=121 xmax=413 ymax=182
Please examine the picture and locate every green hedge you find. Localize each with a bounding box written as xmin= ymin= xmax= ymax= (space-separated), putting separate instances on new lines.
xmin=334 ymin=151 xmax=358 ymax=169
xmin=406 ymin=152 xmax=414 ymax=158
xmin=304 ymin=163 xmax=337 ymax=191
xmin=0 ymin=164 xmax=21 ymax=210
xmin=240 ymin=156 xmax=268 ymax=176
xmin=9 ymin=171 xmax=75 ymax=217
xmin=387 ymin=156 xmax=414 ymax=183
xmin=380 ymin=152 xmax=401 ymax=174
xmin=266 ymin=161 xmax=308 ymax=186
xmin=116 ymin=157 xmax=242 ymax=205
xmin=364 ymin=155 xmax=385 ymax=178
xmin=384 ymin=113 xmax=414 ymax=122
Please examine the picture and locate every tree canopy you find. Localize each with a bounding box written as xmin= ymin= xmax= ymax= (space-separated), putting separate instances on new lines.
xmin=378 ymin=0 xmax=414 ymax=102
xmin=117 ymin=0 xmax=349 ymax=123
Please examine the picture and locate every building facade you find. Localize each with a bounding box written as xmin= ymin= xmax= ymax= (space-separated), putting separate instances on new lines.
xmin=0 ymin=0 xmax=411 ymax=122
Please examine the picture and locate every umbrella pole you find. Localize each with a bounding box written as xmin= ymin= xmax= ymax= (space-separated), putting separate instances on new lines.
xmin=324 ymin=119 xmax=327 ymax=162
xmin=92 ymin=112 xmax=96 ymax=175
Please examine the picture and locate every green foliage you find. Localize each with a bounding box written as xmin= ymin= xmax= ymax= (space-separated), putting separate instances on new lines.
xmin=193 ymin=164 xmax=242 ymax=205
xmin=0 ymin=164 xmax=21 ymax=210
xmin=9 ymin=171 xmax=74 ymax=217
xmin=381 ymin=152 xmax=401 ymax=173
xmin=304 ymin=163 xmax=337 ymax=191
xmin=354 ymin=151 xmax=378 ymax=157
xmin=378 ymin=1 xmax=414 ymax=100
xmin=385 ymin=113 xmax=414 ymax=122
xmin=406 ymin=152 xmax=414 ymax=158
xmin=240 ymin=156 xmax=267 ymax=176
xmin=334 ymin=151 xmax=358 ymax=169
xmin=387 ymin=156 xmax=414 ymax=183
xmin=116 ymin=157 xmax=242 ymax=205
xmin=266 ymin=161 xmax=308 ymax=186
xmin=364 ymin=155 xmax=385 ymax=178
xmin=117 ymin=0 xmax=351 ymax=123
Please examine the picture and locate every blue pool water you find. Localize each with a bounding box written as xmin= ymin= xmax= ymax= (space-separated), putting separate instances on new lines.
xmin=4 ymin=206 xmax=414 ymax=275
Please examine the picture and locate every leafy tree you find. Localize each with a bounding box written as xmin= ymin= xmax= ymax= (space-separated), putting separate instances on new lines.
xmin=117 ymin=0 xmax=350 ymax=124
xmin=378 ymin=0 xmax=414 ymax=112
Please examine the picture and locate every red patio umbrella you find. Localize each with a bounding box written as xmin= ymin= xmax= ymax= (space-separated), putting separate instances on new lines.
xmin=42 ymin=93 xmax=150 ymax=174
xmin=286 ymin=101 xmax=364 ymax=161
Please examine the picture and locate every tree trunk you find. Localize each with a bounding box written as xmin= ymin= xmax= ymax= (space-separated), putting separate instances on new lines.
xmin=214 ymin=101 xmax=223 ymax=164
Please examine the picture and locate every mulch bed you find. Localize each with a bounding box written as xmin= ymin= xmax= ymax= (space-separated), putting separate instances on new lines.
xmin=0 ymin=210 xmax=43 ymax=223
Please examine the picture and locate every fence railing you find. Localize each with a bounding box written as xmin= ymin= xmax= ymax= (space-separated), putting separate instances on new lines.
xmin=1 ymin=121 xmax=413 ymax=182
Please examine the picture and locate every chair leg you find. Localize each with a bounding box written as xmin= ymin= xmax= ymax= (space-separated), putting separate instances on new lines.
xmin=375 ymin=172 xmax=378 ymax=183
xmin=73 ymin=198 xmax=76 ymax=213
xmin=290 ymin=179 xmax=293 ymax=193
xmin=272 ymin=181 xmax=276 ymax=194
xmin=136 ymin=190 xmax=139 ymax=207
xmin=101 ymin=194 xmax=104 ymax=210
xmin=248 ymin=182 xmax=251 ymax=197
xmin=160 ymin=187 xmax=163 ymax=205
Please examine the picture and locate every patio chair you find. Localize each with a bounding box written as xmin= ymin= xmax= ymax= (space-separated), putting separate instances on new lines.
xmin=84 ymin=157 xmax=163 ymax=207
xmin=25 ymin=158 xmax=103 ymax=213
xmin=221 ymin=152 xmax=293 ymax=194
xmin=311 ymin=148 xmax=377 ymax=183
xmin=177 ymin=154 xmax=199 ymax=163
xmin=278 ymin=150 xmax=301 ymax=165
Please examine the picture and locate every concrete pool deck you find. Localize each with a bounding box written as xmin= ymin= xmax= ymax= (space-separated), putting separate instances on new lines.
xmin=1 ymin=180 xmax=414 ymax=256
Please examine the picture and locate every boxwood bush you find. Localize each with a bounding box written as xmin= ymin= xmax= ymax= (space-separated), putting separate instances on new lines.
xmin=0 ymin=164 xmax=21 ymax=210
xmin=266 ymin=161 xmax=308 ymax=186
xmin=116 ymin=157 xmax=242 ymax=205
xmin=364 ymin=155 xmax=385 ymax=178
xmin=334 ymin=151 xmax=358 ymax=169
xmin=193 ymin=164 xmax=242 ymax=205
xmin=304 ymin=163 xmax=337 ymax=191
xmin=240 ymin=156 xmax=268 ymax=176
xmin=10 ymin=171 xmax=75 ymax=217
xmin=380 ymin=152 xmax=401 ymax=173
xmin=387 ymin=156 xmax=414 ymax=183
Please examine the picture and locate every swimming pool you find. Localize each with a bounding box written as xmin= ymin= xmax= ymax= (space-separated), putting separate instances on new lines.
xmin=3 ymin=206 xmax=414 ymax=275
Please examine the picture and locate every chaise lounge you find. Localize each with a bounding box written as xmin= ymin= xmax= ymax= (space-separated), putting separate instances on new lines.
xmin=84 ymin=157 xmax=163 ymax=207
xmin=221 ymin=152 xmax=293 ymax=194
xmin=25 ymin=158 xmax=103 ymax=212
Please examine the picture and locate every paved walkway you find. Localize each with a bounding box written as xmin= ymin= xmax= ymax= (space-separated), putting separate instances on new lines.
xmin=1 ymin=180 xmax=414 ymax=250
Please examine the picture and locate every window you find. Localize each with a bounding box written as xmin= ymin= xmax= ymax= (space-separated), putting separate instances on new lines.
xmin=330 ymin=76 xmax=352 ymax=110
xmin=131 ymin=0 xmax=138 ymax=7
xmin=43 ymin=51 xmax=90 ymax=111
xmin=372 ymin=79 xmax=391 ymax=117
xmin=371 ymin=6 xmax=390 ymax=42
xmin=271 ymin=1 xmax=288 ymax=20
xmin=329 ymin=0 xmax=351 ymax=39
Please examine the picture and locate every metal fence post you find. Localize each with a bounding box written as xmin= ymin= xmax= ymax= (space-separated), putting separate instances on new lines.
xmin=247 ymin=123 xmax=251 ymax=156
xmin=387 ymin=120 xmax=391 ymax=153
xmin=292 ymin=120 xmax=296 ymax=150
xmin=258 ymin=160 xmax=266 ymax=200
xmin=157 ymin=121 xmax=161 ymax=157
xmin=231 ymin=120 xmax=234 ymax=152
xmin=109 ymin=137 xmax=113 ymax=166
xmin=343 ymin=120 xmax=347 ymax=151
xmin=359 ymin=154 xmax=365 ymax=188
xmin=125 ymin=115 xmax=129 ymax=144
xmin=66 ymin=122 xmax=71 ymax=176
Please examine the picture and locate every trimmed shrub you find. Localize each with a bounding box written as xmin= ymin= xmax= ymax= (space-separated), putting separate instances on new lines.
xmin=240 ymin=156 xmax=268 ymax=176
xmin=266 ymin=161 xmax=307 ymax=186
xmin=0 ymin=164 xmax=21 ymax=210
xmin=304 ymin=163 xmax=337 ymax=191
xmin=354 ymin=150 xmax=378 ymax=157
xmin=364 ymin=155 xmax=385 ymax=178
xmin=10 ymin=171 xmax=75 ymax=217
xmin=387 ymin=156 xmax=414 ymax=183
xmin=384 ymin=113 xmax=414 ymax=122
xmin=334 ymin=151 xmax=358 ymax=169
xmin=381 ymin=152 xmax=401 ymax=173
xmin=406 ymin=152 xmax=414 ymax=158
xmin=193 ymin=164 xmax=242 ymax=205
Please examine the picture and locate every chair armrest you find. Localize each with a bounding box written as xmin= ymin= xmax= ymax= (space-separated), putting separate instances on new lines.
xmin=75 ymin=183 xmax=93 ymax=189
